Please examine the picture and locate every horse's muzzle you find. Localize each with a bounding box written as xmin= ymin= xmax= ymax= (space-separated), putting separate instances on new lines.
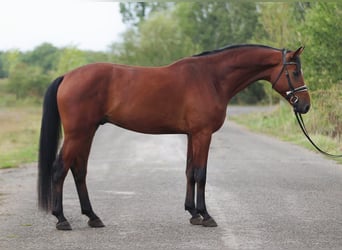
xmin=293 ymin=101 xmax=310 ymax=114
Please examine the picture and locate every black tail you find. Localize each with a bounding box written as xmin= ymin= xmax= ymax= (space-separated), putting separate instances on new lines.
xmin=38 ymin=76 xmax=64 ymax=212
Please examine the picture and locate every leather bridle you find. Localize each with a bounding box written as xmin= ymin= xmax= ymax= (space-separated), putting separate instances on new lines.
xmin=272 ymin=49 xmax=308 ymax=105
xmin=273 ymin=49 xmax=342 ymax=157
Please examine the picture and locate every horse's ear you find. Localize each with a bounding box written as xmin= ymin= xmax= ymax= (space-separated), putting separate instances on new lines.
xmin=293 ymin=46 xmax=305 ymax=58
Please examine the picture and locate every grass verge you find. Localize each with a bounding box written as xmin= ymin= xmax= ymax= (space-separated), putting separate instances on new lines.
xmin=232 ymin=102 xmax=342 ymax=164
xmin=0 ymin=105 xmax=41 ymax=168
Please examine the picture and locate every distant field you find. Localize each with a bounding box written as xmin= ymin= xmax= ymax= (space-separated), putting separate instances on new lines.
xmin=0 ymin=105 xmax=41 ymax=168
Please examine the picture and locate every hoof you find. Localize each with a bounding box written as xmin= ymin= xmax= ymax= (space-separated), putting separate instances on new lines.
xmin=190 ymin=214 xmax=203 ymax=225
xmin=56 ymin=221 xmax=72 ymax=230
xmin=202 ymin=217 xmax=218 ymax=227
xmin=88 ymin=218 xmax=105 ymax=228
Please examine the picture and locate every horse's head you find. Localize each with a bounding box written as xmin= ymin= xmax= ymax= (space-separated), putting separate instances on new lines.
xmin=272 ymin=47 xmax=310 ymax=114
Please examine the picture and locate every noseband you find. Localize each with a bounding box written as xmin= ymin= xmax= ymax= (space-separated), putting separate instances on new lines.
xmin=272 ymin=49 xmax=308 ymax=104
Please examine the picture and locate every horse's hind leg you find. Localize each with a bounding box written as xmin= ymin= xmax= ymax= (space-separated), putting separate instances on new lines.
xmin=52 ymin=153 xmax=71 ymax=230
xmin=53 ymin=129 xmax=104 ymax=230
xmin=67 ymin=130 xmax=105 ymax=228
xmin=70 ymin=151 xmax=105 ymax=228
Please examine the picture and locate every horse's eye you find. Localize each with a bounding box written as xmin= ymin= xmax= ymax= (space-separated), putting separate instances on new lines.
xmin=293 ymin=71 xmax=299 ymax=77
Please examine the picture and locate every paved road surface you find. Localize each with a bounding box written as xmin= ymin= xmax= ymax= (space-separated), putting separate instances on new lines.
xmin=1 ymin=107 xmax=342 ymax=249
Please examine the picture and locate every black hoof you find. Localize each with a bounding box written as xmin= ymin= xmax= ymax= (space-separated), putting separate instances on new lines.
xmin=88 ymin=218 xmax=105 ymax=228
xmin=202 ymin=217 xmax=217 ymax=227
xmin=190 ymin=214 xmax=203 ymax=225
xmin=56 ymin=220 xmax=72 ymax=230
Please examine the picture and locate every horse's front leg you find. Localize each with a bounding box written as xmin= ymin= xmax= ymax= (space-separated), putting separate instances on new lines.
xmin=194 ymin=166 xmax=217 ymax=227
xmin=186 ymin=132 xmax=217 ymax=227
xmin=185 ymin=135 xmax=202 ymax=225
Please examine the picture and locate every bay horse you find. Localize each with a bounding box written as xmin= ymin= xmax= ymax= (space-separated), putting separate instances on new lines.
xmin=38 ymin=44 xmax=310 ymax=230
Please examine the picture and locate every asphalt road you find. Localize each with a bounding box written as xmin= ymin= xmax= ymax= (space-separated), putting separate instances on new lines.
xmin=1 ymin=107 xmax=342 ymax=250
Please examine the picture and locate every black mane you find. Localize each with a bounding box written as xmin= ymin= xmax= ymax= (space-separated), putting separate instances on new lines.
xmin=192 ymin=44 xmax=281 ymax=57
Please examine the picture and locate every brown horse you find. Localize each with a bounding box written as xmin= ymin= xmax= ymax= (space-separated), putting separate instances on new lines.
xmin=38 ymin=44 xmax=310 ymax=230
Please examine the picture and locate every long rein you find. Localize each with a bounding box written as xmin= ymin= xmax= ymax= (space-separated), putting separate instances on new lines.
xmin=295 ymin=111 xmax=342 ymax=158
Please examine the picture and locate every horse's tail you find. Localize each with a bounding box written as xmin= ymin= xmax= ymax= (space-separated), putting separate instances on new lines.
xmin=38 ymin=76 xmax=64 ymax=212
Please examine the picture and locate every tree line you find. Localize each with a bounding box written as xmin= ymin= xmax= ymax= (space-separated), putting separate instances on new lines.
xmin=0 ymin=44 xmax=111 ymax=99
xmin=0 ymin=2 xmax=341 ymax=104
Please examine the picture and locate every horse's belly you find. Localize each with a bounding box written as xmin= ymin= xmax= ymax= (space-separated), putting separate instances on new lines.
xmin=107 ymin=109 xmax=186 ymax=134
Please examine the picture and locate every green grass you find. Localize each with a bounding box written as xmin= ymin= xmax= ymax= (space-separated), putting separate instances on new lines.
xmin=232 ymin=101 xmax=342 ymax=164
xmin=0 ymin=78 xmax=43 ymax=168
xmin=0 ymin=105 xmax=41 ymax=169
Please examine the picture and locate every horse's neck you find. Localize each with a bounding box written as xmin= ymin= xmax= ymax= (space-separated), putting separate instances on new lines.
xmin=208 ymin=49 xmax=280 ymax=102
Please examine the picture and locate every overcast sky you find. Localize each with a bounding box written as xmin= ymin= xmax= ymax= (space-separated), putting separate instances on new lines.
xmin=0 ymin=0 xmax=126 ymax=51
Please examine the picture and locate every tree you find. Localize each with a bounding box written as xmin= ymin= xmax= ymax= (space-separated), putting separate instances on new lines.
xmin=2 ymin=49 xmax=22 ymax=76
xmin=115 ymin=2 xmax=267 ymax=104
xmin=57 ymin=46 xmax=87 ymax=75
xmin=175 ymin=2 xmax=259 ymax=50
xmin=84 ymin=50 xmax=110 ymax=63
xmin=119 ymin=2 xmax=171 ymax=26
xmin=250 ymin=3 xmax=308 ymax=104
xmin=172 ymin=2 xmax=265 ymax=104
xmin=252 ymin=3 xmax=305 ymax=48
xmin=111 ymin=10 xmax=197 ymax=67
xmin=136 ymin=11 xmax=197 ymax=66
xmin=300 ymin=3 xmax=342 ymax=89
xmin=109 ymin=28 xmax=141 ymax=65
xmin=0 ymin=52 xmax=7 ymax=78
xmin=7 ymin=63 xmax=50 ymax=99
xmin=22 ymin=43 xmax=60 ymax=73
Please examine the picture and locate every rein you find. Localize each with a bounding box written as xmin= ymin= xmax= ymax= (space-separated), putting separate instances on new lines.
xmin=295 ymin=111 xmax=342 ymax=158
xmin=274 ymin=48 xmax=342 ymax=157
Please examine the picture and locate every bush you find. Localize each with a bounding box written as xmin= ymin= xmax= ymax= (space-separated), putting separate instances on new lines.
xmin=307 ymin=85 xmax=342 ymax=140
xmin=7 ymin=63 xmax=51 ymax=99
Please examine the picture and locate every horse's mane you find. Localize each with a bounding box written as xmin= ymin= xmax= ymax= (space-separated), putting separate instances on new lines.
xmin=192 ymin=44 xmax=282 ymax=57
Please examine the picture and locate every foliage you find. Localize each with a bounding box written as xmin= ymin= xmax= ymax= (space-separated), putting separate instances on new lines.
xmin=1 ymin=44 xmax=112 ymax=100
xmin=176 ymin=2 xmax=263 ymax=104
xmin=233 ymin=94 xmax=342 ymax=161
xmin=251 ymin=3 xmax=309 ymax=104
xmin=56 ymin=46 xmax=87 ymax=75
xmin=1 ymin=49 xmax=22 ymax=77
xmin=300 ymin=3 xmax=342 ymax=90
xmin=113 ymin=2 xmax=264 ymax=103
xmin=0 ymin=2 xmax=341 ymax=106
xmin=231 ymin=82 xmax=266 ymax=105
xmin=109 ymin=28 xmax=140 ymax=65
xmin=253 ymin=3 xmax=306 ymax=48
xmin=0 ymin=52 xmax=7 ymax=78
xmin=22 ymin=43 xmax=60 ymax=74
xmin=138 ymin=11 xmax=196 ymax=66
xmin=119 ymin=2 xmax=171 ymax=26
xmin=111 ymin=10 xmax=196 ymax=66
xmin=175 ymin=2 xmax=259 ymax=49
xmin=7 ymin=63 xmax=50 ymax=99
xmin=308 ymin=87 xmax=342 ymax=140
